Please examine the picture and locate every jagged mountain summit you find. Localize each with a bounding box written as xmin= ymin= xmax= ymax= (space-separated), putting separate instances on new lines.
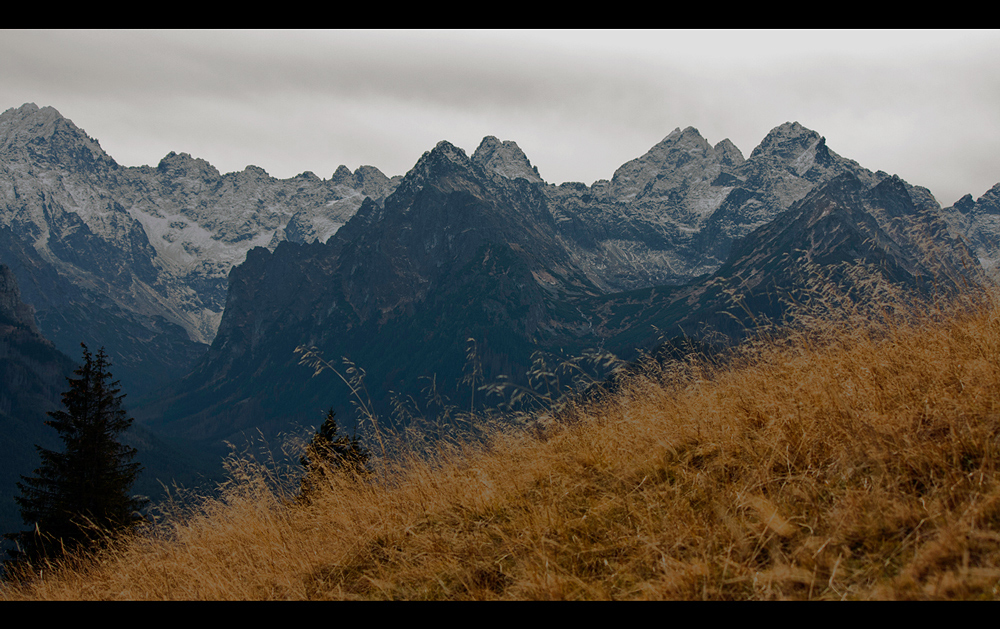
xmin=5 ymin=100 xmax=999 ymax=550
xmin=541 ymin=122 xmax=942 ymax=292
xmin=126 ymin=150 xmax=398 ymax=342
xmin=2 ymin=101 xmax=995 ymax=441
xmin=940 ymin=182 xmax=1000 ymax=275
xmin=140 ymin=123 xmax=986 ymax=450
xmin=143 ymin=138 xmax=602 ymax=443
xmin=472 ymin=136 xmax=544 ymax=184
xmin=0 ymin=103 xmax=399 ymax=395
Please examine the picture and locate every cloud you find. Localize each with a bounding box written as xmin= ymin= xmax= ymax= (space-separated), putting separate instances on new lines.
xmin=2 ymin=29 xmax=998 ymax=205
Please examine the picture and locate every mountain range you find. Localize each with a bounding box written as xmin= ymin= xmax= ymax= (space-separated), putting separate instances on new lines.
xmin=0 ymin=102 xmax=996 ymax=524
xmin=0 ymin=103 xmax=400 ymax=398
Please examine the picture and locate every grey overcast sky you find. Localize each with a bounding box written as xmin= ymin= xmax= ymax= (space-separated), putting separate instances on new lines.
xmin=2 ymin=29 xmax=999 ymax=207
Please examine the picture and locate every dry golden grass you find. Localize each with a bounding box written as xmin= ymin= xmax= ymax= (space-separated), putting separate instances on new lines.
xmin=5 ymin=276 xmax=1000 ymax=599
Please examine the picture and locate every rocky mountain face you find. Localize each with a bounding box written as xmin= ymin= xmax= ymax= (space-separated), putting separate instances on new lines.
xmin=3 ymin=101 xmax=996 ymax=453
xmin=142 ymin=125 xmax=987 ymax=449
xmin=541 ymin=122 xmax=908 ymax=291
xmin=7 ymin=101 xmax=999 ymax=543
xmin=0 ymin=103 xmax=398 ymax=396
xmin=143 ymin=138 xmax=603 ymax=443
xmin=940 ymin=183 xmax=1000 ymax=275
xmin=586 ymin=172 xmax=980 ymax=350
xmin=0 ymin=264 xmax=40 ymax=335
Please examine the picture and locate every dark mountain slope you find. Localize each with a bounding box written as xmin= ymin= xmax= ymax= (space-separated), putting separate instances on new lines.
xmin=0 ymin=264 xmax=75 ymax=541
xmin=142 ymin=151 xmax=982 ymax=453
xmin=141 ymin=140 xmax=599 ymax=445
xmin=0 ymin=262 xmax=225 ymax=546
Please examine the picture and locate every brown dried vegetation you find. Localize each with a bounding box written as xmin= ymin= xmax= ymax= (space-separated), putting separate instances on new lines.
xmin=5 ymin=271 xmax=1000 ymax=599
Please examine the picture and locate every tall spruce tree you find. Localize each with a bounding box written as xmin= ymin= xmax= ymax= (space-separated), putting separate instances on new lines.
xmin=4 ymin=344 xmax=146 ymax=566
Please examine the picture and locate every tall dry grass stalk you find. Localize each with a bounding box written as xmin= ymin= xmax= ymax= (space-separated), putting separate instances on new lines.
xmin=4 ymin=271 xmax=1000 ymax=599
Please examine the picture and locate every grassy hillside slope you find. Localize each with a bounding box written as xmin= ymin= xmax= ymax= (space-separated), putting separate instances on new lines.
xmin=5 ymin=277 xmax=1000 ymax=600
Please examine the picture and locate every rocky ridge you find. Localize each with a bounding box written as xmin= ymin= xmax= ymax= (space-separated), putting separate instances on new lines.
xmin=143 ymin=122 xmax=985 ymax=447
xmin=3 ymin=101 xmax=996 ymax=421
xmin=5 ymin=101 xmax=1000 ymax=545
xmin=539 ymin=122 xmax=939 ymax=293
xmin=940 ymin=183 xmax=1000 ymax=275
xmin=0 ymin=103 xmax=399 ymax=394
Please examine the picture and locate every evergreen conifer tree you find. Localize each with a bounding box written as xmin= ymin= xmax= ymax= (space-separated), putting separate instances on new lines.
xmin=298 ymin=408 xmax=370 ymax=501
xmin=3 ymin=344 xmax=147 ymax=566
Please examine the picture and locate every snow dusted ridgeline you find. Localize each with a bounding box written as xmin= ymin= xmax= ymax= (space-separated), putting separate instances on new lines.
xmin=1 ymin=102 xmax=993 ymax=402
xmin=156 ymin=121 xmax=986 ymax=448
xmin=540 ymin=124 xmax=822 ymax=289
xmin=0 ymin=103 xmax=397 ymax=393
xmin=539 ymin=122 xmax=956 ymax=293
xmin=123 ymin=153 xmax=399 ymax=343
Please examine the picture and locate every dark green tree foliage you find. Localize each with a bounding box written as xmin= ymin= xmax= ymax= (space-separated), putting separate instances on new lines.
xmin=298 ymin=409 xmax=370 ymax=501
xmin=4 ymin=344 xmax=147 ymax=565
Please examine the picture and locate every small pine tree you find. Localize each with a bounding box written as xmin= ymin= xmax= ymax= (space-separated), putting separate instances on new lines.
xmin=3 ymin=344 xmax=147 ymax=567
xmin=298 ymin=408 xmax=370 ymax=501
